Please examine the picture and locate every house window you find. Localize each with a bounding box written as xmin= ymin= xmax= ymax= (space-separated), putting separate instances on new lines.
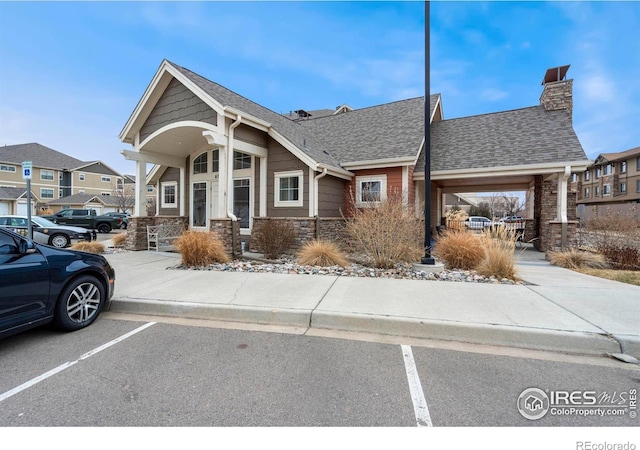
xmin=274 ymin=171 xmax=303 ymax=207
xmin=637 ymin=180 xmax=640 ymax=193
xmin=604 ymin=164 xmax=612 ymax=175
xmin=101 ymin=192 xmax=111 ymax=196
xmin=356 ymin=175 xmax=387 ymax=206
xmin=147 ymin=185 xmax=154 ymax=192
xmin=41 ymin=188 xmax=54 ymax=199
xmin=637 ymin=157 xmax=640 ymax=171
xmin=570 ymin=173 xmax=578 ymax=182
xmin=584 ymin=170 xmax=590 ymax=181
xmin=620 ymin=182 xmax=627 ymax=194
xmin=233 ymin=151 xmax=251 ymax=170
xmin=233 ymin=179 xmax=250 ymax=229
xmin=192 ymin=182 xmax=207 ymax=227
xmin=595 ymin=167 xmax=602 ymax=178
xmin=603 ymin=185 xmax=611 ymax=195
xmin=0 ymin=164 xmax=16 ymax=173
xmin=620 ymin=161 xmax=627 ymax=173
xmin=41 ymin=170 xmax=54 ymax=181
xmin=595 ymin=186 xmax=600 ymax=196
xmin=193 ymin=152 xmax=208 ymax=174
xmin=161 ymin=182 xmax=177 ymax=208
xmin=79 ymin=173 xmax=85 ymax=181
xmin=101 ymin=176 xmax=111 ymax=183
xmin=79 ymin=190 xmax=85 ymax=194
xmin=584 ymin=187 xmax=590 ymax=198
xmin=212 ymin=149 xmax=220 ymax=173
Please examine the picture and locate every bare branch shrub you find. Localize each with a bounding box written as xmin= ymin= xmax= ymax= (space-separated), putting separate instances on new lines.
xmin=252 ymin=219 xmax=297 ymax=260
xmin=583 ymin=206 xmax=640 ymax=270
xmin=297 ymin=239 xmax=350 ymax=267
xmin=175 ymin=230 xmax=230 ymax=267
xmin=344 ymin=191 xmax=423 ymax=269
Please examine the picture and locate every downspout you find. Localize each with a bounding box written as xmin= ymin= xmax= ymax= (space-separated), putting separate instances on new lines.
xmin=227 ymin=115 xmax=242 ymax=220
xmin=313 ymin=167 xmax=328 ymax=240
xmin=313 ymin=168 xmax=328 ymax=217
xmin=559 ymin=165 xmax=571 ymax=249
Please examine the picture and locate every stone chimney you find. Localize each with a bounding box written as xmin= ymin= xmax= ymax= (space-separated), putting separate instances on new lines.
xmin=540 ymin=65 xmax=573 ymax=122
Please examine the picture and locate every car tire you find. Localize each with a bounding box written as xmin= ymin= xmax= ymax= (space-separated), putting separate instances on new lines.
xmin=53 ymin=275 xmax=105 ymax=331
xmin=97 ymin=223 xmax=111 ymax=233
xmin=49 ymin=233 xmax=71 ymax=248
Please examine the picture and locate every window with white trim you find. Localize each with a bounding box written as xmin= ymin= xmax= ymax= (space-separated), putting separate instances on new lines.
xmin=604 ymin=164 xmax=612 ymax=175
xmin=101 ymin=176 xmax=111 ymax=183
xmin=595 ymin=186 xmax=600 ymax=196
xmin=212 ymin=149 xmax=220 ymax=173
xmin=274 ymin=171 xmax=303 ymax=207
xmin=79 ymin=173 xmax=85 ymax=181
xmin=620 ymin=182 xmax=627 ymax=194
xmin=193 ymin=152 xmax=208 ymax=174
xmin=603 ymin=185 xmax=611 ymax=195
xmin=620 ymin=161 xmax=627 ymax=174
xmin=40 ymin=188 xmax=54 ymax=199
xmin=0 ymin=164 xmax=16 ymax=173
xmin=595 ymin=167 xmax=602 ymax=178
xmin=584 ymin=187 xmax=590 ymax=198
xmin=637 ymin=180 xmax=640 ymax=193
xmin=41 ymin=169 xmax=54 ymax=181
xmin=584 ymin=170 xmax=590 ymax=181
xmin=161 ymin=181 xmax=177 ymax=208
xmin=233 ymin=151 xmax=251 ymax=170
xmin=355 ymin=175 xmax=387 ymax=206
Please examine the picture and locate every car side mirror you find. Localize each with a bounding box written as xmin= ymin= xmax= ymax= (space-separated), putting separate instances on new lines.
xmin=18 ymin=237 xmax=36 ymax=254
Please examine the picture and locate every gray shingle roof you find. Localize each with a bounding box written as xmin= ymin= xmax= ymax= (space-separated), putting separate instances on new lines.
xmin=47 ymin=193 xmax=121 ymax=207
xmin=0 ymin=143 xmax=86 ymax=170
xmin=298 ymin=97 xmax=425 ymax=164
xmin=416 ymin=106 xmax=588 ymax=172
xmin=167 ymin=61 xmax=344 ymax=171
xmin=0 ymin=186 xmax=27 ymax=200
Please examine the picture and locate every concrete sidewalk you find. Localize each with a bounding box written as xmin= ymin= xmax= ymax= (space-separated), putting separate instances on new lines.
xmin=103 ymin=247 xmax=640 ymax=361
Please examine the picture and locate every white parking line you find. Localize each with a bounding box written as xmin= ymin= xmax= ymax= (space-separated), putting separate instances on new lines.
xmin=0 ymin=322 xmax=156 ymax=403
xmin=401 ymin=344 xmax=433 ymax=427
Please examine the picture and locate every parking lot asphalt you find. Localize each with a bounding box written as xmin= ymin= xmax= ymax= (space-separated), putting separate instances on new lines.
xmin=102 ymin=243 xmax=640 ymax=362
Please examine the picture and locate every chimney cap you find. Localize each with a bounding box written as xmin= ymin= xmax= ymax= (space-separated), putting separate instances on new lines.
xmin=542 ymin=65 xmax=570 ymax=85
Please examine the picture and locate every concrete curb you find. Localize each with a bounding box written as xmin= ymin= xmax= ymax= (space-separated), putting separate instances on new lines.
xmin=109 ymin=298 xmax=623 ymax=357
xmin=109 ymin=298 xmax=312 ymax=328
xmin=311 ymin=312 xmax=623 ymax=356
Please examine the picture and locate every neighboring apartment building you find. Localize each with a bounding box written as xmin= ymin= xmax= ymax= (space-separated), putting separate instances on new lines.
xmin=0 ymin=143 xmax=125 ymax=214
xmin=573 ymin=146 xmax=640 ymax=219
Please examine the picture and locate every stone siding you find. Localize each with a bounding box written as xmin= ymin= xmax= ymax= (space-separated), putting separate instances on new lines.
xmin=251 ymin=217 xmax=348 ymax=253
xmin=125 ymin=216 xmax=188 ymax=251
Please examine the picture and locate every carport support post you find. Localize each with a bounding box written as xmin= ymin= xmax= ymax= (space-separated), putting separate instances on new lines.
xmin=421 ymin=0 xmax=435 ymax=265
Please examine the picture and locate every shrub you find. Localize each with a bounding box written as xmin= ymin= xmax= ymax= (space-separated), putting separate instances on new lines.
xmin=175 ymin=230 xmax=230 ymax=267
xmin=70 ymin=241 xmax=106 ymax=254
xmin=475 ymin=227 xmax=518 ymax=280
xmin=432 ymin=230 xmax=485 ymax=270
xmin=344 ymin=191 xmax=423 ymax=269
xmin=111 ymin=232 xmax=126 ymax=247
xmin=297 ymin=239 xmax=350 ymax=267
xmin=252 ymin=219 xmax=297 ymax=260
xmin=548 ymin=249 xmax=609 ymax=270
xmin=583 ymin=208 xmax=639 ymax=270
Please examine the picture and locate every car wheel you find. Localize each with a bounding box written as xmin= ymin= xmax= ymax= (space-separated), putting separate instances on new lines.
xmin=97 ymin=223 xmax=111 ymax=233
xmin=53 ymin=275 xmax=105 ymax=331
xmin=49 ymin=233 xmax=71 ymax=248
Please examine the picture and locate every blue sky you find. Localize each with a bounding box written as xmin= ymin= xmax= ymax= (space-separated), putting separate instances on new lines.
xmin=1 ymin=1 xmax=638 ymax=176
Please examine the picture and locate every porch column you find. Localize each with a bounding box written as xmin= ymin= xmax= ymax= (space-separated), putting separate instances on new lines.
xmin=557 ymin=166 xmax=571 ymax=248
xmin=179 ymin=166 xmax=186 ymax=217
xmin=260 ymin=156 xmax=267 ymax=217
xmin=135 ymin=160 xmax=147 ymax=217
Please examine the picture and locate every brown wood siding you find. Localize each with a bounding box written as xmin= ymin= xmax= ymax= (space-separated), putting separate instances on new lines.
xmin=235 ymin=124 xmax=268 ymax=147
xmin=265 ymin=139 xmax=309 ymax=217
xmin=318 ymin=175 xmax=345 ymax=217
xmin=158 ymin=166 xmax=181 ymax=216
xmin=140 ymin=78 xmax=217 ymax=142
xmin=407 ymin=165 xmax=416 ymax=208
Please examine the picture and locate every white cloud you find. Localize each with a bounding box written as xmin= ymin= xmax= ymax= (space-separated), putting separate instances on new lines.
xmin=480 ymin=88 xmax=508 ymax=102
xmin=580 ymin=73 xmax=616 ymax=103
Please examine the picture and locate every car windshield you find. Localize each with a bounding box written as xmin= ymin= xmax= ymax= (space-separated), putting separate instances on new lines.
xmin=32 ymin=216 xmax=58 ymax=227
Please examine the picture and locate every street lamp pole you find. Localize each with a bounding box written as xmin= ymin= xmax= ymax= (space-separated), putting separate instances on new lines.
xmin=422 ymin=0 xmax=435 ymax=265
